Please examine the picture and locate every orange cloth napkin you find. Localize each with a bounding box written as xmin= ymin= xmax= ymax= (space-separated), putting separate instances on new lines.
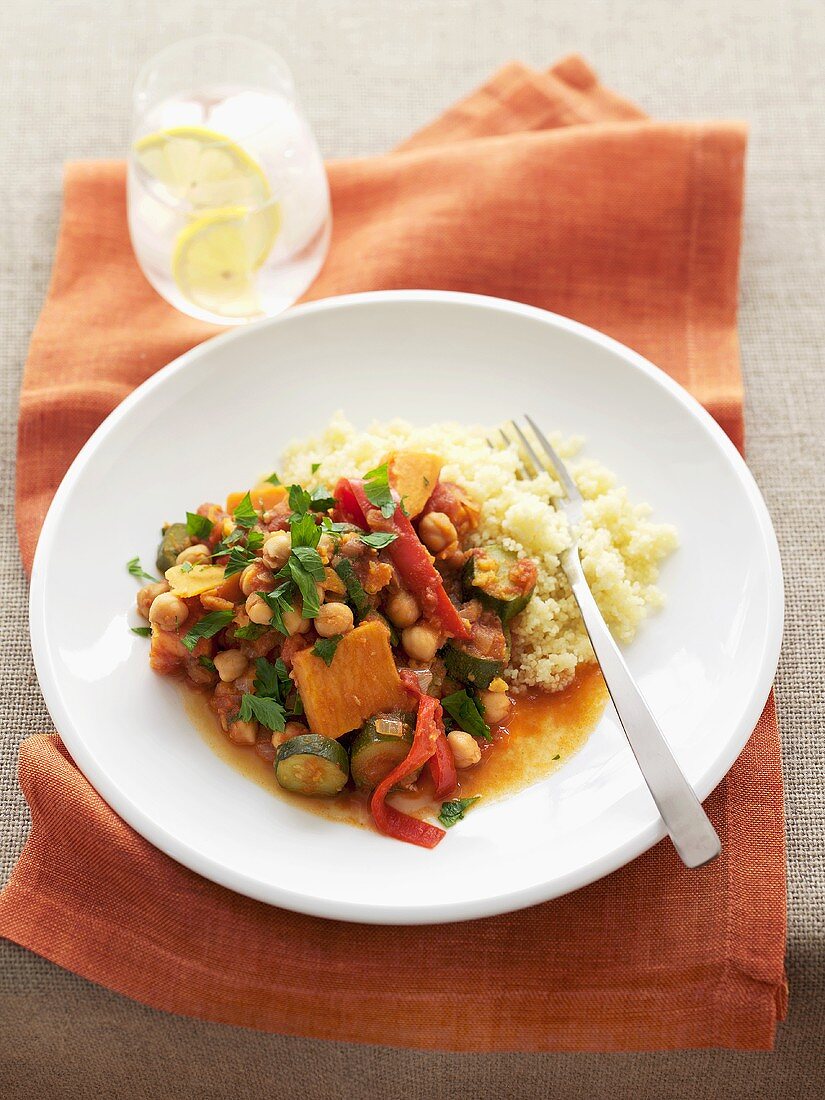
xmin=3 ymin=56 xmax=787 ymax=1051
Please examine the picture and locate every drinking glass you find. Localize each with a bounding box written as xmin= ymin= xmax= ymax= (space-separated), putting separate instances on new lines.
xmin=128 ymin=35 xmax=331 ymax=324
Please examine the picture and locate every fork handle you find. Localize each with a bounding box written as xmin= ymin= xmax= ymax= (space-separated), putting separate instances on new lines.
xmin=562 ymin=545 xmax=721 ymax=868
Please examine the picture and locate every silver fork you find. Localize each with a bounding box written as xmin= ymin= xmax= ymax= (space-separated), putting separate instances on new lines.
xmin=500 ymin=416 xmax=721 ymax=868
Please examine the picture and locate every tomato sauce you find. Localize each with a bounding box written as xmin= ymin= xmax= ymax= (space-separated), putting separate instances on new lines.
xmin=182 ymin=663 xmax=608 ymax=831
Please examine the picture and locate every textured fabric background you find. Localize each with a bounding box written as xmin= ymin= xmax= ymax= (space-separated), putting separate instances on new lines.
xmin=0 ymin=1 xmax=822 ymax=1097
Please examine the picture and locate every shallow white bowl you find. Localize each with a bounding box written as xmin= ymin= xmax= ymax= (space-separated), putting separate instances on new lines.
xmin=29 ymin=291 xmax=783 ymax=924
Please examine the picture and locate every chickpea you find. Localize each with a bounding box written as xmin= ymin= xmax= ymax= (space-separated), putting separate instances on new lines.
xmin=228 ymin=718 xmax=257 ymax=745
xmin=136 ymin=580 xmax=169 ymax=619
xmin=480 ymin=688 xmax=512 ymax=726
xmin=401 ymin=623 xmax=440 ymax=662
xmin=418 ymin=511 xmax=457 ymax=554
xmin=213 ymin=649 xmax=248 ymax=683
xmin=282 ymin=606 xmax=311 ymax=636
xmin=384 ymin=589 xmax=420 ymax=629
xmin=240 ymin=561 xmax=275 ymax=597
xmin=317 ymin=532 xmax=335 ymax=564
xmin=262 ymin=530 xmax=291 ymax=571
xmin=176 ymin=543 xmax=210 ymax=566
xmin=148 ymin=592 xmax=189 ymax=631
xmin=245 ymin=593 xmax=273 ymax=625
xmin=315 ymin=602 xmax=354 ymax=638
xmin=447 ymin=730 xmax=482 ymax=769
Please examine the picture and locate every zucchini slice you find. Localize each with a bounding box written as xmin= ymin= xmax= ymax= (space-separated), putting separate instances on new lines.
xmin=443 ymin=643 xmax=503 ymax=690
xmin=350 ymin=713 xmax=415 ymax=791
xmin=275 ymin=734 xmax=349 ymax=797
xmin=442 ymin=610 xmax=509 ymax=690
xmin=156 ymin=522 xmax=191 ymax=573
xmin=463 ymin=544 xmax=536 ymax=623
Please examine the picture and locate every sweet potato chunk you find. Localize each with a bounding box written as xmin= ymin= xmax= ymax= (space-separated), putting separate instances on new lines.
xmin=386 ymin=451 xmax=443 ymax=518
xmin=292 ymin=620 xmax=409 ymax=738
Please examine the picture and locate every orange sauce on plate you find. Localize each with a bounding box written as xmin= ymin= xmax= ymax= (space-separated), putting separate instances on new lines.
xmin=182 ymin=663 xmax=608 ymax=831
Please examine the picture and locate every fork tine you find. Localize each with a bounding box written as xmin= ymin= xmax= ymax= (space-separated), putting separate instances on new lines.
xmin=508 ymin=420 xmax=544 ymax=478
xmin=498 ymin=426 xmax=532 ymax=478
xmin=524 ymin=414 xmax=582 ymax=503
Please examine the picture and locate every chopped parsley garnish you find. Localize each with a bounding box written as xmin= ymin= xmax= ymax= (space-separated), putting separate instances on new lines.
xmin=198 ymin=655 xmax=217 ymax=673
xmin=441 ymin=689 xmax=492 ymax=741
xmin=363 ymin=463 xmax=397 ymax=518
xmin=179 ymin=562 xmax=193 ymax=573
xmin=288 ymin=483 xmax=312 ymax=515
xmin=312 ymin=635 xmax=342 ymax=666
xmin=289 ymin=511 xmax=321 ymax=549
xmin=186 ymin=511 xmax=213 ymax=540
xmin=286 ymin=546 xmax=325 ymax=618
xmin=233 ymin=622 xmax=268 ymax=640
xmin=232 ymin=491 xmax=258 ymax=529
xmin=223 ymin=544 xmax=258 ymax=578
xmin=181 ymin=609 xmax=234 ymax=652
xmin=552 ymin=753 xmax=561 ymax=761
xmin=211 ymin=527 xmax=246 ymax=556
xmin=359 ymin=531 xmax=398 ymax=550
xmin=265 ymin=471 xmax=281 ymax=485
xmin=238 ymin=694 xmax=286 ymax=732
xmin=309 ymin=486 xmax=336 ymax=511
xmin=261 ymin=581 xmax=296 ymax=635
xmin=311 ymin=462 xmax=321 ymax=474
xmin=126 ymin=557 xmax=157 ymax=583
xmin=130 ymin=625 xmax=152 ymax=638
xmin=246 ymin=528 xmax=264 ymax=552
xmin=438 ymin=796 xmax=481 ymax=828
xmin=234 ymin=656 xmax=291 ymax=731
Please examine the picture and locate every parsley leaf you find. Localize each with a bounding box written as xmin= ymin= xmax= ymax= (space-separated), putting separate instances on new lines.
xmin=235 ymin=656 xmax=290 ymax=731
xmin=287 ymin=548 xmax=324 ymax=618
xmin=261 ymin=581 xmax=296 ymax=635
xmin=233 ymin=491 xmax=258 ymax=529
xmin=312 ymin=635 xmax=342 ymax=666
xmin=441 ymin=690 xmax=492 ymax=742
xmin=233 ymin=622 xmax=268 ymax=640
xmin=127 ymin=557 xmax=157 ymax=583
xmin=198 ymin=655 xmax=217 ymax=673
xmin=131 ymin=625 xmax=152 ymax=638
xmin=311 ymin=462 xmax=321 ymax=474
xmin=238 ymin=693 xmax=286 ymax=732
xmin=265 ymin=471 xmax=281 ymax=485
xmin=246 ymin=529 xmax=264 ymax=552
xmin=359 ymin=531 xmax=398 ymax=550
xmin=181 ymin=609 xmax=234 ymax=652
xmin=289 ymin=511 xmax=321 ymax=549
xmin=310 ymin=486 xmax=336 ymax=511
xmin=363 ymin=463 xmax=397 ymax=518
xmin=223 ymin=544 xmax=258 ymax=578
xmin=211 ymin=527 xmax=246 ymax=556
xmin=179 ymin=562 xmax=193 ymax=573
xmin=252 ymin=656 xmax=283 ymax=699
xmin=186 ymin=512 xmax=213 ymax=540
xmin=288 ymin=484 xmax=312 ymax=515
xmin=438 ymin=796 xmax=481 ymax=828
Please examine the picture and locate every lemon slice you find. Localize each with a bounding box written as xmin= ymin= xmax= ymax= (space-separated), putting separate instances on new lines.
xmin=171 ymin=204 xmax=281 ymax=319
xmin=134 ymin=125 xmax=270 ymax=209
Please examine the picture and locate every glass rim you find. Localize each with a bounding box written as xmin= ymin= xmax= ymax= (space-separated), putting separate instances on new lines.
xmin=132 ymin=32 xmax=296 ymax=111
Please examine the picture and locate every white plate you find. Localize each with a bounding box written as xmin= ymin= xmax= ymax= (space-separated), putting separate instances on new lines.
xmin=29 ymin=291 xmax=783 ymax=924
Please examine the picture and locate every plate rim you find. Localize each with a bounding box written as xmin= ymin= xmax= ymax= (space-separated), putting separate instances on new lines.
xmin=28 ymin=290 xmax=785 ymax=924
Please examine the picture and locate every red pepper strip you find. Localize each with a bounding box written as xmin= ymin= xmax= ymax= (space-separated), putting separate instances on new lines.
xmin=370 ymin=692 xmax=446 ymax=849
xmin=399 ymin=669 xmax=457 ymax=799
xmin=335 ymin=478 xmax=470 ymax=641
xmin=428 ymin=732 xmax=458 ymax=800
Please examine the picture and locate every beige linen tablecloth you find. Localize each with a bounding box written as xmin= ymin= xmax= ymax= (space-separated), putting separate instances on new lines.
xmin=1 ymin=1 xmax=823 ymax=1097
